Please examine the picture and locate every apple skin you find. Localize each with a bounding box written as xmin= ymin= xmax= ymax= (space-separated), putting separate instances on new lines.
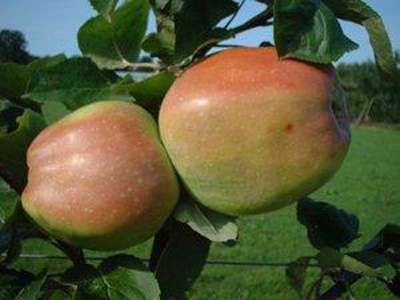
xmin=159 ymin=47 xmax=350 ymax=216
xmin=22 ymin=101 xmax=179 ymax=250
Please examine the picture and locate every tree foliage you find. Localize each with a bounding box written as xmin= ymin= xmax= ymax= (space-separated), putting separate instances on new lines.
xmin=0 ymin=30 xmax=37 ymax=64
xmin=337 ymin=52 xmax=400 ymax=124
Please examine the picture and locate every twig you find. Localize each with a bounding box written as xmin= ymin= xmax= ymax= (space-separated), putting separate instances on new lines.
xmin=230 ymin=8 xmax=274 ymax=36
xmin=224 ymin=0 xmax=247 ymax=29
xmin=6 ymin=253 xmax=320 ymax=268
xmin=51 ymin=240 xmax=85 ymax=266
xmin=213 ymin=44 xmax=244 ymax=48
xmin=117 ymin=62 xmax=163 ymax=73
xmin=126 ymin=62 xmax=161 ymax=70
xmin=191 ymin=7 xmax=274 ymax=62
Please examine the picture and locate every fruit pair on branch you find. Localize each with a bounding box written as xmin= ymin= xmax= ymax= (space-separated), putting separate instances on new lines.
xmin=22 ymin=47 xmax=350 ymax=251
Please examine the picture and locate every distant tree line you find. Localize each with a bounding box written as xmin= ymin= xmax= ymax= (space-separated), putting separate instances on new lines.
xmin=337 ymin=54 xmax=400 ymax=124
xmin=0 ymin=29 xmax=37 ymax=64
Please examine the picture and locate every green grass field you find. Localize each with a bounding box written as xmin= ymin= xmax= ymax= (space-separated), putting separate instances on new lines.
xmin=15 ymin=126 xmax=400 ymax=299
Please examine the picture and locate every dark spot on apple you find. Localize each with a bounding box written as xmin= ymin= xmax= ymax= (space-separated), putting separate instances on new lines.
xmin=285 ymin=123 xmax=294 ymax=133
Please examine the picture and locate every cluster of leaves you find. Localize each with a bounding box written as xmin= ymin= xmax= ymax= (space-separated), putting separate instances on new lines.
xmin=77 ymin=0 xmax=397 ymax=76
xmin=285 ymin=197 xmax=400 ymax=299
xmin=0 ymin=0 xmax=398 ymax=299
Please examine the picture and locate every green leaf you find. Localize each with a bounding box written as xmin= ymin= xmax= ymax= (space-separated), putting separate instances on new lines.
xmin=274 ymin=0 xmax=358 ymax=64
xmin=0 ymin=55 xmax=66 ymax=102
xmin=79 ymin=0 xmax=150 ymax=69
xmin=341 ymin=254 xmax=382 ymax=277
xmin=63 ymin=256 xmax=160 ymax=300
xmin=316 ymin=248 xmax=382 ymax=277
xmin=15 ymin=271 xmax=48 ymax=300
xmin=1 ymin=233 xmax=22 ymax=265
xmin=98 ymin=255 xmax=160 ymax=300
xmin=1 ymin=190 xmax=47 ymax=265
xmin=285 ymin=256 xmax=311 ymax=298
xmin=381 ymin=224 xmax=400 ymax=251
xmin=0 ymin=267 xmax=35 ymax=300
xmin=347 ymin=250 xmax=386 ymax=269
xmin=323 ymin=0 xmax=397 ymax=79
xmin=297 ymin=197 xmax=360 ymax=250
xmin=89 ymin=0 xmax=118 ymax=21
xmin=174 ymin=198 xmax=238 ymax=243
xmin=142 ymin=4 xmax=176 ymax=63
xmin=0 ymin=63 xmax=30 ymax=99
xmin=316 ymin=247 xmax=344 ymax=270
xmin=25 ymin=57 xmax=132 ymax=110
xmin=0 ymin=178 xmax=19 ymax=228
xmin=364 ymin=224 xmax=400 ymax=254
xmin=48 ymin=289 xmax=77 ymax=300
xmin=173 ymin=0 xmax=238 ymax=61
xmin=151 ymin=222 xmax=210 ymax=299
xmin=0 ymin=99 xmax=24 ymax=135
xmin=41 ymin=101 xmax=71 ymax=125
xmin=142 ymin=15 xmax=175 ymax=64
xmin=0 ymin=206 xmax=23 ymax=253
xmin=0 ymin=202 xmax=42 ymax=256
xmin=61 ymin=264 xmax=103 ymax=299
xmin=27 ymin=54 xmax=67 ymax=73
xmin=112 ymin=71 xmax=175 ymax=115
xmin=41 ymin=278 xmax=77 ymax=299
xmin=0 ymin=109 xmax=46 ymax=192
xmin=0 ymin=183 xmax=25 ymax=265
xmin=78 ymin=16 xmax=122 ymax=69
xmin=144 ymin=0 xmax=238 ymax=63
xmin=0 ymin=179 xmax=26 ymax=261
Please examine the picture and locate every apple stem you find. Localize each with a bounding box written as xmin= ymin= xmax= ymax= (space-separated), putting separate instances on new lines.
xmin=52 ymin=240 xmax=86 ymax=266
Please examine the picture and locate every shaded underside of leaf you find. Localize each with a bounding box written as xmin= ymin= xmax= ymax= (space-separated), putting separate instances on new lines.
xmin=274 ymin=0 xmax=358 ymax=64
xmin=0 ymin=178 xmax=20 ymax=228
xmin=174 ymin=0 xmax=238 ymax=62
xmin=144 ymin=0 xmax=238 ymax=64
xmin=151 ymin=222 xmax=210 ymax=299
xmin=297 ymin=197 xmax=360 ymax=250
xmin=323 ymin=0 xmax=397 ymax=79
xmin=0 ymin=267 xmax=35 ymax=300
xmin=0 ymin=63 xmax=30 ymax=100
xmin=174 ymin=198 xmax=238 ymax=243
xmin=15 ymin=270 xmax=48 ymax=300
xmin=0 ymin=109 xmax=46 ymax=192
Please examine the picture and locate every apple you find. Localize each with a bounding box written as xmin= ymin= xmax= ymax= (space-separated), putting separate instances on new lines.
xmin=22 ymin=101 xmax=179 ymax=250
xmin=159 ymin=47 xmax=350 ymax=216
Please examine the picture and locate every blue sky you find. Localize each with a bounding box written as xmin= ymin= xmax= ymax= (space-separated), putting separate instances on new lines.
xmin=1 ymin=0 xmax=399 ymax=63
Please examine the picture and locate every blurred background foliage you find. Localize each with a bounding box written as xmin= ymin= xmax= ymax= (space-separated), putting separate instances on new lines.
xmin=337 ymin=52 xmax=400 ymax=124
